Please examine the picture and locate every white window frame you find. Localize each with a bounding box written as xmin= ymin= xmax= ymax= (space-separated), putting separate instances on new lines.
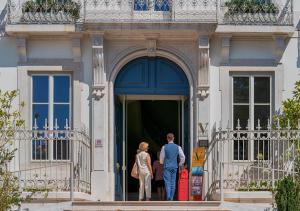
xmin=231 ymin=74 xmax=272 ymax=161
xmin=30 ymin=73 xmax=72 ymax=161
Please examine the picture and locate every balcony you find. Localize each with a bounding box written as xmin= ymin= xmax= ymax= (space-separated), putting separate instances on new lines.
xmin=6 ymin=0 xmax=293 ymax=26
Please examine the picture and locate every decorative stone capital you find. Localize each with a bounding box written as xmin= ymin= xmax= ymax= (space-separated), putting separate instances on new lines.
xmin=147 ymin=39 xmax=157 ymax=57
xmin=16 ymin=36 xmax=27 ymax=63
xmin=198 ymin=35 xmax=210 ymax=99
xmin=197 ymin=86 xmax=210 ymax=99
xmin=92 ymin=85 xmax=105 ymax=100
xmin=91 ymin=32 xmax=104 ymax=47
xmin=91 ymin=33 xmax=105 ymax=98
xmin=273 ymin=35 xmax=287 ymax=63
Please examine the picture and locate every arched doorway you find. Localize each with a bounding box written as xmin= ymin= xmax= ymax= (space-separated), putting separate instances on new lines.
xmin=114 ymin=57 xmax=190 ymax=201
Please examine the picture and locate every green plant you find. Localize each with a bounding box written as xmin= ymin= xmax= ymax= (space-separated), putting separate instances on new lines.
xmin=22 ymin=0 xmax=81 ymax=20
xmin=275 ymin=175 xmax=300 ymax=211
xmin=225 ymin=0 xmax=279 ymax=15
xmin=274 ymin=81 xmax=300 ymax=179
xmin=0 ymin=90 xmax=24 ymax=211
xmin=274 ymin=81 xmax=300 ymax=129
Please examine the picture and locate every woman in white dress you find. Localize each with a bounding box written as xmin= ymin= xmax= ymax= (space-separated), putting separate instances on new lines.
xmin=136 ymin=141 xmax=153 ymax=201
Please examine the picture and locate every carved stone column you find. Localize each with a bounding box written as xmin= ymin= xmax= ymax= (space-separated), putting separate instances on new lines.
xmin=91 ymin=33 xmax=105 ymax=100
xmin=198 ymin=36 xmax=210 ymax=99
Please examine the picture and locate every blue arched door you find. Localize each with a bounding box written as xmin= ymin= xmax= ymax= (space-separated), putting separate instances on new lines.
xmin=115 ymin=57 xmax=189 ymax=95
xmin=114 ymin=57 xmax=190 ymax=201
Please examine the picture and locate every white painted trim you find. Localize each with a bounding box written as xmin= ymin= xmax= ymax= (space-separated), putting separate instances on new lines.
xmin=30 ymin=74 xmax=72 ymax=161
xmin=19 ymin=66 xmax=64 ymax=71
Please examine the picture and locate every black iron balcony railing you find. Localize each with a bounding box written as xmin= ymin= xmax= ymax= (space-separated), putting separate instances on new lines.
xmin=6 ymin=0 xmax=293 ymax=25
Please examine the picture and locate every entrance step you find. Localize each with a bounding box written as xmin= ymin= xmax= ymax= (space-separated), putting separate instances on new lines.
xmin=69 ymin=201 xmax=229 ymax=211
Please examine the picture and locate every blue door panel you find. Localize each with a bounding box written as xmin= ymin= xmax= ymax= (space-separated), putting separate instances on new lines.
xmin=115 ymin=58 xmax=149 ymax=89
xmin=115 ymin=57 xmax=189 ymax=96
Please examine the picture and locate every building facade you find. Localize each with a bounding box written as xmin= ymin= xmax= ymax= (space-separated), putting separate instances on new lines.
xmin=0 ymin=0 xmax=299 ymax=203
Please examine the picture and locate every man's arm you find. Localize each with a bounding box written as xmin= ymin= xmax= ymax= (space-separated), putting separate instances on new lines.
xmin=160 ymin=146 xmax=165 ymax=164
xmin=178 ymin=146 xmax=185 ymax=166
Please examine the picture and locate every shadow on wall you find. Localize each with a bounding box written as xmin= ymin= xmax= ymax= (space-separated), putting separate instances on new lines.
xmin=0 ymin=4 xmax=7 ymax=37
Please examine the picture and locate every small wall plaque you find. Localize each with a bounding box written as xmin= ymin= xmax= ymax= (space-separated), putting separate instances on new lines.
xmin=198 ymin=139 xmax=209 ymax=148
xmin=95 ymin=139 xmax=103 ymax=147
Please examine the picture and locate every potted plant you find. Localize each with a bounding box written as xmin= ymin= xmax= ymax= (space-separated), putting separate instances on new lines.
xmin=21 ymin=0 xmax=81 ymax=22
xmin=223 ymin=0 xmax=279 ymax=24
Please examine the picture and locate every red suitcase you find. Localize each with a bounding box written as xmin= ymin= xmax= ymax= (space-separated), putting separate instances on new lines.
xmin=178 ymin=168 xmax=189 ymax=201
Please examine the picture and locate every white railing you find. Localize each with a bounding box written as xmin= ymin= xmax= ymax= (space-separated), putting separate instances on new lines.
xmin=2 ymin=122 xmax=91 ymax=200
xmin=211 ymin=119 xmax=300 ymax=200
xmin=83 ymin=0 xmax=218 ymax=23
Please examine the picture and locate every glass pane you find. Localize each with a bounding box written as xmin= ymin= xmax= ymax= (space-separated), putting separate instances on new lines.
xmin=233 ymin=77 xmax=249 ymax=103
xmin=155 ymin=0 xmax=170 ymax=11
xmin=254 ymin=77 xmax=270 ymax=103
xmin=234 ymin=105 xmax=249 ymax=130
xmin=32 ymin=76 xmax=49 ymax=103
xmin=32 ymin=140 xmax=48 ymax=160
xmin=54 ymin=104 xmax=70 ymax=129
xmin=254 ymin=105 xmax=270 ymax=129
xmin=53 ymin=139 xmax=69 ymax=160
xmin=234 ymin=139 xmax=249 ymax=160
xmin=32 ymin=104 xmax=48 ymax=129
xmin=134 ymin=0 xmax=148 ymax=10
xmin=54 ymin=76 xmax=70 ymax=103
xmin=254 ymin=139 xmax=269 ymax=160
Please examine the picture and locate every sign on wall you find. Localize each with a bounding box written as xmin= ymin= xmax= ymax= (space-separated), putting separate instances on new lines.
xmin=95 ymin=139 xmax=103 ymax=148
xmin=191 ymin=147 xmax=206 ymax=201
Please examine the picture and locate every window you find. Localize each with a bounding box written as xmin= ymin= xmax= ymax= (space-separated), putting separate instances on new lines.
xmin=32 ymin=75 xmax=71 ymax=160
xmin=232 ymin=75 xmax=271 ymax=161
xmin=134 ymin=0 xmax=170 ymax=11
xmin=134 ymin=0 xmax=149 ymax=11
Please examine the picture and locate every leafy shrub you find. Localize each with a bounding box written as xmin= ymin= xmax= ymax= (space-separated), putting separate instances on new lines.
xmin=225 ymin=0 xmax=279 ymax=15
xmin=275 ymin=175 xmax=300 ymax=211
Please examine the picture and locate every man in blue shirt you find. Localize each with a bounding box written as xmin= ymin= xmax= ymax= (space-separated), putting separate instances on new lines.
xmin=160 ymin=133 xmax=185 ymax=201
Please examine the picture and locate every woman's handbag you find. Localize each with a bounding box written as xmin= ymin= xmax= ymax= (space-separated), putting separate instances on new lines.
xmin=131 ymin=157 xmax=139 ymax=179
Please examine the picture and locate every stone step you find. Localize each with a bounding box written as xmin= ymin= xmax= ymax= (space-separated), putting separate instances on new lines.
xmin=68 ymin=201 xmax=230 ymax=211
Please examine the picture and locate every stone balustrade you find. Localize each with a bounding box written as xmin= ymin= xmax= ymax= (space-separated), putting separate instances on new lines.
xmin=6 ymin=0 xmax=293 ymax=25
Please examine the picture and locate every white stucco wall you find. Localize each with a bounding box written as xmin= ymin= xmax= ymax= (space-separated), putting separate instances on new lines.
xmin=0 ymin=67 xmax=17 ymax=91
xmin=0 ymin=36 xmax=18 ymax=67
xmin=27 ymin=39 xmax=73 ymax=59
xmin=81 ymin=36 xmax=92 ymax=132
xmin=230 ymin=40 xmax=274 ymax=60
xmin=209 ymin=37 xmax=222 ymax=130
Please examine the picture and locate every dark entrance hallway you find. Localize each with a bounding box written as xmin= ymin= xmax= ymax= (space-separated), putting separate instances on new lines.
xmin=127 ymin=100 xmax=180 ymax=200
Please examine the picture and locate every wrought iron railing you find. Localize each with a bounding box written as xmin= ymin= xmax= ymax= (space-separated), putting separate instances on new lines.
xmin=7 ymin=0 xmax=82 ymax=24
xmin=6 ymin=0 xmax=293 ymax=25
xmin=2 ymin=123 xmax=91 ymax=200
xmin=211 ymin=119 xmax=299 ymax=200
xmin=219 ymin=0 xmax=293 ymax=25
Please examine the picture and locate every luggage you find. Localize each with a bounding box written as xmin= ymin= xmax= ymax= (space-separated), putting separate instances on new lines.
xmin=178 ymin=168 xmax=189 ymax=201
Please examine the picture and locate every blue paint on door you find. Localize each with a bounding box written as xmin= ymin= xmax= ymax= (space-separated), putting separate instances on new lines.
xmin=115 ymin=57 xmax=189 ymax=96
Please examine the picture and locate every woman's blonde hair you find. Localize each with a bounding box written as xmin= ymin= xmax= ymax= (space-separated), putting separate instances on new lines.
xmin=138 ymin=141 xmax=149 ymax=152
